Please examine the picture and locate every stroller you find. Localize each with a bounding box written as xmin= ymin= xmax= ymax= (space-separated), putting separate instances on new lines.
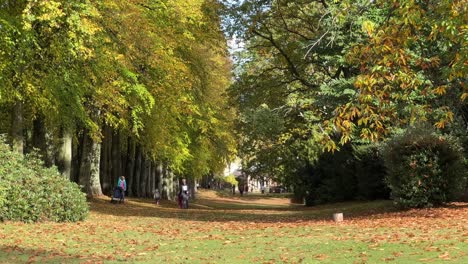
xmin=180 ymin=191 xmax=189 ymax=209
xmin=110 ymin=187 xmax=124 ymax=204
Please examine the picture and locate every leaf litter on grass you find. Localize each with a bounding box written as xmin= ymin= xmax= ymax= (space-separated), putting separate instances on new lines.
xmin=0 ymin=191 xmax=467 ymax=263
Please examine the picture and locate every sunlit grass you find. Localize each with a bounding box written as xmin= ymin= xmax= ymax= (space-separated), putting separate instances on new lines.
xmin=0 ymin=190 xmax=466 ymax=263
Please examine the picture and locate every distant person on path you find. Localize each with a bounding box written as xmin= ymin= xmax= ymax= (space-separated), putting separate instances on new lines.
xmin=178 ymin=178 xmax=190 ymax=209
xmin=238 ymin=184 xmax=244 ymax=196
xmin=153 ymin=188 xmax=161 ymax=205
xmin=117 ymin=176 xmax=127 ymax=203
xmin=261 ymin=185 xmax=265 ymax=194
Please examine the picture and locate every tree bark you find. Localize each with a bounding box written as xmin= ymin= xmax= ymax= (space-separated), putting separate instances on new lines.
xmin=151 ymin=162 xmax=156 ymax=195
xmin=125 ymin=136 xmax=135 ymax=196
xmin=140 ymin=156 xmax=148 ymax=197
xmin=189 ymin=178 xmax=197 ymax=200
xmin=73 ymin=130 xmax=85 ymax=183
xmin=11 ymin=102 xmax=24 ymax=154
xmin=133 ymin=145 xmax=142 ymax=197
xmin=162 ymin=164 xmax=171 ymax=200
xmin=100 ymin=125 xmax=112 ymax=195
xmin=111 ymin=130 xmax=121 ymax=187
xmin=157 ymin=162 xmax=163 ymax=196
xmin=169 ymin=170 xmax=176 ymax=201
xmin=78 ymin=131 xmax=103 ymax=197
xmin=88 ymin=138 xmax=102 ymax=196
xmin=58 ymin=128 xmax=73 ymax=179
xmin=31 ymin=115 xmax=55 ymax=166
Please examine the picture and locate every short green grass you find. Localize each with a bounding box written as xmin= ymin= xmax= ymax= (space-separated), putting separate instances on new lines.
xmin=0 ymin=191 xmax=466 ymax=263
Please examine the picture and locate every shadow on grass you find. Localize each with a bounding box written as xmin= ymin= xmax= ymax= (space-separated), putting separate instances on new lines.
xmin=90 ymin=196 xmax=405 ymax=224
xmin=0 ymin=245 xmax=108 ymax=263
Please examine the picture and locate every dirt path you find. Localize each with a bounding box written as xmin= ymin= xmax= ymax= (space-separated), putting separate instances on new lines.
xmin=195 ymin=189 xmax=293 ymax=206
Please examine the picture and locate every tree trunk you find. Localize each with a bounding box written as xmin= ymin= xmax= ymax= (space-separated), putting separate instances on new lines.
xmin=31 ymin=116 xmax=55 ymax=166
xmin=151 ymin=162 xmax=156 ymax=195
xmin=189 ymin=178 xmax=197 ymax=200
xmin=78 ymin=131 xmax=103 ymax=197
xmin=58 ymin=128 xmax=73 ymax=179
xmin=111 ymin=130 xmax=121 ymax=188
xmin=100 ymin=125 xmax=112 ymax=195
xmin=141 ymin=157 xmax=151 ymax=197
xmin=133 ymin=145 xmax=142 ymax=197
xmin=162 ymin=164 xmax=171 ymax=200
xmin=157 ymin=162 xmax=163 ymax=196
xmin=78 ymin=132 xmax=91 ymax=191
xmin=169 ymin=170 xmax=177 ymax=201
xmin=44 ymin=129 xmax=55 ymax=167
xmin=88 ymin=139 xmax=102 ymax=196
xmin=125 ymin=136 xmax=135 ymax=196
xmin=32 ymin=117 xmax=46 ymax=156
xmin=73 ymin=130 xmax=84 ymax=184
xmin=148 ymin=161 xmax=153 ymax=197
xmin=11 ymin=102 xmax=24 ymax=154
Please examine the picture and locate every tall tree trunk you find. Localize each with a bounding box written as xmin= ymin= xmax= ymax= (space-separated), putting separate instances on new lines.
xmin=88 ymin=138 xmax=102 ymax=196
xmin=73 ymin=130 xmax=85 ymax=183
xmin=111 ymin=130 xmax=121 ymax=191
xmin=156 ymin=162 xmax=163 ymax=196
xmin=151 ymin=162 xmax=156 ymax=195
xmin=125 ymin=136 xmax=135 ymax=196
xmin=11 ymin=102 xmax=24 ymax=154
xmin=133 ymin=145 xmax=142 ymax=197
xmin=78 ymin=131 xmax=103 ymax=197
xmin=32 ymin=117 xmax=46 ymax=155
xmin=58 ymin=128 xmax=73 ymax=179
xmin=31 ymin=115 xmax=55 ymax=166
xmin=78 ymin=132 xmax=91 ymax=191
xmin=140 ymin=156 xmax=147 ymax=197
xmin=147 ymin=161 xmax=153 ymax=197
xmin=189 ymin=178 xmax=197 ymax=200
xmin=169 ymin=170 xmax=176 ymax=201
xmin=162 ymin=164 xmax=171 ymax=200
xmin=44 ymin=129 xmax=55 ymax=167
xmin=100 ymin=125 xmax=112 ymax=195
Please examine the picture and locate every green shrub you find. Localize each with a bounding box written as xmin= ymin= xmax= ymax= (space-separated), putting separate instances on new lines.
xmin=0 ymin=139 xmax=89 ymax=222
xmin=353 ymin=144 xmax=389 ymax=200
xmin=310 ymin=145 xmax=357 ymax=204
xmin=383 ymin=128 xmax=467 ymax=208
xmin=295 ymin=143 xmax=389 ymax=206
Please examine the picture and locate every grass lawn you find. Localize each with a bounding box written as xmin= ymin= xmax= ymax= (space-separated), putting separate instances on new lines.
xmin=0 ymin=190 xmax=467 ymax=263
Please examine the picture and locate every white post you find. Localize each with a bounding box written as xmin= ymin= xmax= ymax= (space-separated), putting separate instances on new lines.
xmin=333 ymin=213 xmax=343 ymax=222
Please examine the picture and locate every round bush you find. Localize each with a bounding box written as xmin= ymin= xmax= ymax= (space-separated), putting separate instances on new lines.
xmin=383 ymin=128 xmax=467 ymax=208
xmin=0 ymin=140 xmax=89 ymax=222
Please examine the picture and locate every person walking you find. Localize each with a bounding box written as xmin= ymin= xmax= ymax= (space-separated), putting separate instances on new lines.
xmin=178 ymin=178 xmax=190 ymax=209
xmin=153 ymin=188 xmax=161 ymax=205
xmin=117 ymin=176 xmax=127 ymax=203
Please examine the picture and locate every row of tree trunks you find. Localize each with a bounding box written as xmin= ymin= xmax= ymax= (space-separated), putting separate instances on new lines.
xmin=95 ymin=132 xmax=179 ymax=199
xmin=7 ymin=109 xmax=180 ymax=199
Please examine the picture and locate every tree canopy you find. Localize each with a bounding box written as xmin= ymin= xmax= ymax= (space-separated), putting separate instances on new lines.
xmin=223 ymin=0 xmax=467 ymax=183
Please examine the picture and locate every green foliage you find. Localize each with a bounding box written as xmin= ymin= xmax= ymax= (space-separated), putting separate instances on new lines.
xmin=225 ymin=0 xmax=466 ymax=207
xmin=336 ymin=0 xmax=467 ymax=143
xmin=221 ymin=175 xmax=238 ymax=186
xmin=1 ymin=0 xmax=236 ymax=189
xmin=383 ymin=127 xmax=467 ymax=208
xmin=289 ymin=143 xmax=389 ymax=206
xmin=0 ymin=139 xmax=88 ymax=222
xmin=353 ymin=144 xmax=389 ymax=200
xmin=313 ymin=147 xmax=357 ymax=204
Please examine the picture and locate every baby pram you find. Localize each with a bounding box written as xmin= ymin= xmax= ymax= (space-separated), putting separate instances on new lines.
xmin=111 ymin=187 xmax=124 ymax=203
